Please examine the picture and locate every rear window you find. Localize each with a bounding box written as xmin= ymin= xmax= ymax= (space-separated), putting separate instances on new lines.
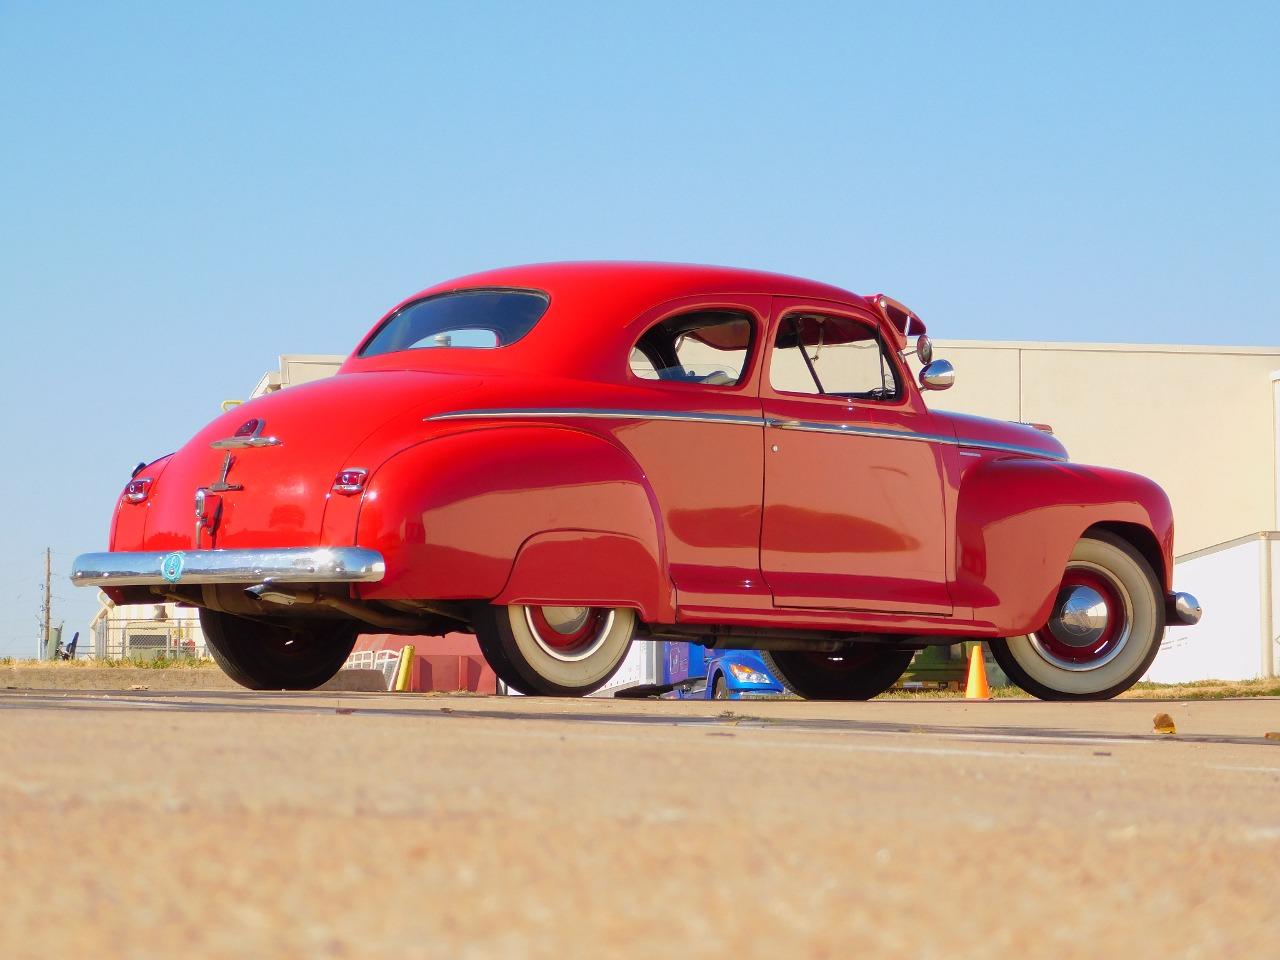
xmin=359 ymin=288 xmax=549 ymax=357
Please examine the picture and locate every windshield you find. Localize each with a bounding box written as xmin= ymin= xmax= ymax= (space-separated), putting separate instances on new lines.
xmin=359 ymin=288 xmax=550 ymax=357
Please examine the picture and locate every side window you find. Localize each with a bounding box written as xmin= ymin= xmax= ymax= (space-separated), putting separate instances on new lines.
xmin=769 ymin=313 xmax=899 ymax=401
xmin=629 ymin=309 xmax=754 ymax=387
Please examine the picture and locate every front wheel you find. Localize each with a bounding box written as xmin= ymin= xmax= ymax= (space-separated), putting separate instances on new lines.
xmin=762 ymin=645 xmax=914 ymax=700
xmin=473 ymin=604 xmax=637 ymax=696
xmin=989 ymin=531 xmax=1165 ymax=701
xmin=199 ymin=609 xmax=358 ymax=690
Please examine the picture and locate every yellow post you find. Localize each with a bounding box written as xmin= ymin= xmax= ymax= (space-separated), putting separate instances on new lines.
xmin=393 ymin=644 xmax=415 ymax=692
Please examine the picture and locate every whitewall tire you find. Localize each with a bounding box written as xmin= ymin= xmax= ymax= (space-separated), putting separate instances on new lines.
xmin=474 ymin=603 xmax=637 ymax=697
xmin=989 ymin=532 xmax=1165 ymax=700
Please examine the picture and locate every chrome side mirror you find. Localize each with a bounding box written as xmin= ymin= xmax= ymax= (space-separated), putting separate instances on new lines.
xmin=916 ymin=335 xmax=933 ymax=365
xmin=919 ymin=358 xmax=955 ymax=391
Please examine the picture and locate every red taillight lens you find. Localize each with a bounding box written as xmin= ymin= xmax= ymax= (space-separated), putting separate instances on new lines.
xmin=332 ymin=469 xmax=368 ymax=496
xmin=124 ymin=477 xmax=153 ymax=504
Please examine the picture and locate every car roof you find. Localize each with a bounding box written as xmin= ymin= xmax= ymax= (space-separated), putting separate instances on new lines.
xmin=346 ymin=261 xmax=880 ymax=378
xmin=406 ymin=261 xmax=866 ymax=312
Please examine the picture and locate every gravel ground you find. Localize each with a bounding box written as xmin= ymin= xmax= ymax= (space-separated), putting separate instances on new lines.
xmin=1 ymin=690 xmax=1278 ymax=959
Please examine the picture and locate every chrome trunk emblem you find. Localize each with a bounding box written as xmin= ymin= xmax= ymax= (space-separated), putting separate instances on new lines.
xmin=209 ymin=451 xmax=242 ymax=493
xmin=211 ymin=417 xmax=282 ymax=450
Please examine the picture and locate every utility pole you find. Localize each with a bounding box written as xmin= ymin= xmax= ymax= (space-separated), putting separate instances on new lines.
xmin=42 ymin=548 xmax=51 ymax=660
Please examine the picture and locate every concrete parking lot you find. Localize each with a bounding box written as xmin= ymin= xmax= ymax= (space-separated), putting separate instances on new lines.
xmin=1 ymin=689 xmax=1277 ymax=959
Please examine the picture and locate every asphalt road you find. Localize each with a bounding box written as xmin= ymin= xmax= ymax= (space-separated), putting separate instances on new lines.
xmin=2 ymin=690 xmax=1278 ymax=959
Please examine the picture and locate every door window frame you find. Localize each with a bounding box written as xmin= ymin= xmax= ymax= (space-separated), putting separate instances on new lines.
xmin=762 ymin=301 xmax=915 ymax=413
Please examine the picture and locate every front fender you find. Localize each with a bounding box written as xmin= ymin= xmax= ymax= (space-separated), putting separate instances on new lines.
xmin=953 ymin=458 xmax=1174 ymax=635
xmin=352 ymin=425 xmax=671 ymax=621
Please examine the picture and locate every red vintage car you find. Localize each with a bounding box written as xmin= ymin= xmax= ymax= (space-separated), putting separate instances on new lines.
xmin=73 ymin=262 xmax=1201 ymax=699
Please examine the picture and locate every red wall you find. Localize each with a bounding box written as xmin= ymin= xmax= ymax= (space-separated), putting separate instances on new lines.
xmin=352 ymin=633 xmax=497 ymax=694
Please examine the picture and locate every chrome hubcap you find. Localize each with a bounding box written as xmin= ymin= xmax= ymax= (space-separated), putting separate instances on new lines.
xmin=540 ymin=606 xmax=592 ymax=634
xmin=1047 ymin=585 xmax=1109 ymax=647
xmin=1028 ymin=562 xmax=1133 ymax=672
xmin=523 ymin=606 xmax=615 ymax=663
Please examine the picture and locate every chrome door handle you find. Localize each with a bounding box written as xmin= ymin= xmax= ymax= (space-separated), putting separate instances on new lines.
xmin=767 ymin=418 xmax=802 ymax=429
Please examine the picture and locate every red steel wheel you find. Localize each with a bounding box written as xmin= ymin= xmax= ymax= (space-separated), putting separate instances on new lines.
xmin=1028 ymin=565 xmax=1131 ymax=671
xmin=524 ymin=606 xmax=613 ymax=660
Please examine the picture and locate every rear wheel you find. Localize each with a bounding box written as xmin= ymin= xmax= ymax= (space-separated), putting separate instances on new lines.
xmin=199 ymin=609 xmax=358 ymax=690
xmin=762 ymin=645 xmax=914 ymax=700
xmin=473 ymin=603 xmax=636 ymax=696
xmin=989 ymin=532 xmax=1165 ymax=700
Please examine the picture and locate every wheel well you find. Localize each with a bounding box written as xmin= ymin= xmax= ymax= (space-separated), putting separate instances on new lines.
xmin=1084 ymin=522 xmax=1166 ymax=588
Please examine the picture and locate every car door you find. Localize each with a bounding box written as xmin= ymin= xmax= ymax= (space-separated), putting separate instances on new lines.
xmin=759 ymin=298 xmax=955 ymax=614
xmin=611 ymin=295 xmax=771 ymax=614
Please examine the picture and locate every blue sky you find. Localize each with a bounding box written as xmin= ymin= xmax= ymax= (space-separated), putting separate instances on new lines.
xmin=0 ymin=1 xmax=1276 ymax=655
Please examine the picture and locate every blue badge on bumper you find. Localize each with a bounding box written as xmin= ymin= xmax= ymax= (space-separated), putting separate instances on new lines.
xmin=160 ymin=552 xmax=186 ymax=583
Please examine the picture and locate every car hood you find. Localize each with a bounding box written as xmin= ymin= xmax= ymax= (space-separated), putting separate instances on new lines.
xmin=936 ymin=411 xmax=1068 ymax=460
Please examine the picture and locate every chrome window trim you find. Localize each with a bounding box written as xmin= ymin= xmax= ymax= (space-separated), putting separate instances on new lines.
xmin=425 ymin=408 xmax=1066 ymax=461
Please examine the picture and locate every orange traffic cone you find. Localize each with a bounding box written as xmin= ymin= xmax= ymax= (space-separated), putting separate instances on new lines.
xmin=964 ymin=644 xmax=991 ymax=700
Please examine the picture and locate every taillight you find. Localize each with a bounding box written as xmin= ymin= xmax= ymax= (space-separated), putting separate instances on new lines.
xmin=124 ymin=477 xmax=153 ymax=504
xmin=332 ymin=469 xmax=368 ymax=496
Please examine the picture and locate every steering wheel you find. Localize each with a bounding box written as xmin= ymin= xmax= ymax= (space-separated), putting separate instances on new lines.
xmin=699 ymin=370 xmax=734 ymax=386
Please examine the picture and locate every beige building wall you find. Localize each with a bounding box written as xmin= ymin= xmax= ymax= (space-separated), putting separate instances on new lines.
xmin=929 ymin=341 xmax=1280 ymax=556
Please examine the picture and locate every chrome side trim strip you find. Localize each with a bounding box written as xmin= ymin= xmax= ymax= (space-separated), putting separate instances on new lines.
xmin=769 ymin=418 xmax=956 ymax=447
xmin=425 ymin=408 xmax=1065 ymax=460
xmin=769 ymin=419 xmax=1063 ymax=459
xmin=767 ymin=418 xmax=1064 ymax=459
xmin=71 ymin=547 xmax=386 ymax=588
xmin=427 ymin=408 xmax=767 ymax=428
xmin=957 ymin=437 xmax=1068 ymax=460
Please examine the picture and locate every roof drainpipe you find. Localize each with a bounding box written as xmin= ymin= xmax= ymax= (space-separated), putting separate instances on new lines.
xmin=1262 ymin=534 xmax=1275 ymax=680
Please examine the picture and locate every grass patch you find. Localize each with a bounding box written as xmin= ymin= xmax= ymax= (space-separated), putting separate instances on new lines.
xmin=1121 ymin=678 xmax=1280 ymax=700
xmin=884 ymin=678 xmax=1280 ymax=700
xmin=883 ymin=684 xmax=1031 ymax=700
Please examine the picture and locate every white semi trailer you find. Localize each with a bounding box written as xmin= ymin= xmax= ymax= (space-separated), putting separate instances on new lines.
xmin=1145 ymin=532 xmax=1278 ymax=683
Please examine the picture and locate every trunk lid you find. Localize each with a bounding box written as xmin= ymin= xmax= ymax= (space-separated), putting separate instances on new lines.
xmin=138 ymin=370 xmax=483 ymax=550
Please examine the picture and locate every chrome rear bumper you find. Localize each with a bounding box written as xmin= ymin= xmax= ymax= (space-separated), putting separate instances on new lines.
xmin=71 ymin=547 xmax=386 ymax=588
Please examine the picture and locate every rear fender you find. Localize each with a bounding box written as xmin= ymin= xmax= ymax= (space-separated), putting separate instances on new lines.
xmin=953 ymin=458 xmax=1174 ymax=635
xmin=354 ymin=425 xmax=671 ymax=621
xmin=496 ymin=529 xmax=666 ymax=619
xmin=110 ymin=454 xmax=175 ymax=553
